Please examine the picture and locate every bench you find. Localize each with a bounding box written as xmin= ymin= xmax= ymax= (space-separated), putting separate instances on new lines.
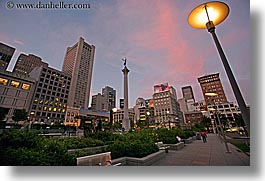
xmin=159 ymin=146 xmax=170 ymax=153
xmin=155 ymin=142 xmax=170 ymax=153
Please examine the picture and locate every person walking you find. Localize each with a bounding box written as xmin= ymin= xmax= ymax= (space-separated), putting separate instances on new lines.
xmin=200 ymin=131 xmax=207 ymax=143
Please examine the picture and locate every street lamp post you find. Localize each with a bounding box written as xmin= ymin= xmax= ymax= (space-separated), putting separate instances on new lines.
xmin=166 ymin=110 xmax=171 ymax=130
xmin=146 ymin=111 xmax=150 ymax=129
xmin=205 ymin=92 xmax=230 ymax=153
xmin=110 ymin=108 xmax=117 ymax=131
xmin=188 ymin=1 xmax=250 ymax=135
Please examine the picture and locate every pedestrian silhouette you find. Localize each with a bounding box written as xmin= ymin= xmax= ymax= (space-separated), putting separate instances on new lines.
xmin=200 ymin=131 xmax=207 ymax=143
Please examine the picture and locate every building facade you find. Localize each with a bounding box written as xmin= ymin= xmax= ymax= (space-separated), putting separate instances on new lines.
xmin=102 ymin=86 xmax=116 ymax=111
xmin=184 ymin=111 xmax=203 ymax=126
xmin=91 ymin=93 xmax=106 ymax=111
xmin=207 ymin=102 xmax=241 ymax=126
xmin=0 ymin=42 xmax=15 ymax=71
xmin=28 ymin=65 xmax=71 ymax=124
xmin=198 ymin=73 xmax=227 ymax=105
xmin=113 ymin=108 xmax=135 ymax=127
xmin=13 ymin=54 xmax=48 ymax=75
xmin=153 ymin=83 xmax=184 ymax=128
xmin=182 ymin=86 xmax=195 ymax=101
xmin=0 ymin=70 xmax=36 ymax=122
xmin=62 ymin=37 xmax=95 ymax=109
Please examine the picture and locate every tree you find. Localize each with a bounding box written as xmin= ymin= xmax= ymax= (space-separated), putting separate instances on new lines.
xmin=200 ymin=116 xmax=212 ymax=131
xmin=12 ymin=109 xmax=28 ymax=124
xmin=234 ymin=113 xmax=245 ymax=128
xmin=0 ymin=107 xmax=9 ymax=121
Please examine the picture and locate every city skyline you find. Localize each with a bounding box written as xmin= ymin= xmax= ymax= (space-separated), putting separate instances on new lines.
xmin=0 ymin=0 xmax=250 ymax=108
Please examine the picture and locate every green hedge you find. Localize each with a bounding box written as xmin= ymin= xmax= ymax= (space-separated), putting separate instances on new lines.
xmin=0 ymin=130 xmax=104 ymax=165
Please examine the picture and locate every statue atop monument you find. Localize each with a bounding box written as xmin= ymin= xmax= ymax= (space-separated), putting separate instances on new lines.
xmin=122 ymin=57 xmax=127 ymax=66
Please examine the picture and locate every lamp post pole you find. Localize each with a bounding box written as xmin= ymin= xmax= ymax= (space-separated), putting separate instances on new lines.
xmin=215 ymin=110 xmax=231 ymax=153
xmin=188 ymin=1 xmax=250 ymax=136
xmin=146 ymin=111 xmax=150 ymax=129
xmin=206 ymin=21 xmax=250 ymax=135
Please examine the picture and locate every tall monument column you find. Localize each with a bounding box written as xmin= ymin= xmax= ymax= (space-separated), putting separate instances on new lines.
xmin=122 ymin=58 xmax=130 ymax=131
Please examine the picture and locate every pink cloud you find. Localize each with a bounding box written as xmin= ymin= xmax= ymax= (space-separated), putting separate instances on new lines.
xmin=128 ymin=1 xmax=205 ymax=88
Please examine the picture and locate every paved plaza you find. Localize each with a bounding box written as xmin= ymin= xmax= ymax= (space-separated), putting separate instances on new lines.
xmin=151 ymin=133 xmax=250 ymax=166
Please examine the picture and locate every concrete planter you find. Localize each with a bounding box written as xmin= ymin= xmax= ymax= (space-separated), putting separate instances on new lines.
xmin=68 ymin=145 xmax=109 ymax=154
xmin=111 ymin=150 xmax=166 ymax=166
xmin=165 ymin=142 xmax=185 ymax=150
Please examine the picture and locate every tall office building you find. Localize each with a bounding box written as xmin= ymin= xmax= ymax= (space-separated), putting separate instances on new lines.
xmin=0 ymin=42 xmax=15 ymax=71
xmin=182 ymin=86 xmax=195 ymax=101
xmin=13 ymin=53 xmax=48 ymax=75
xmin=198 ymin=73 xmax=227 ymax=105
xmin=62 ymin=37 xmax=95 ymax=108
xmin=102 ymin=86 xmax=116 ymax=111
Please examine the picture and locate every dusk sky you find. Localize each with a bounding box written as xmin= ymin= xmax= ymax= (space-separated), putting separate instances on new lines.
xmin=0 ymin=0 xmax=251 ymax=108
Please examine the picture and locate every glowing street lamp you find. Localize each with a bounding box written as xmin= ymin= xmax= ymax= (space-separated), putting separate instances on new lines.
xmin=110 ymin=108 xmax=117 ymax=131
xmin=146 ymin=111 xmax=150 ymax=128
xmin=188 ymin=1 xmax=250 ymax=135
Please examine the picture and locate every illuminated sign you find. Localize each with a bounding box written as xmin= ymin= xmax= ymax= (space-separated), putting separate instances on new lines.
xmin=154 ymin=83 xmax=169 ymax=93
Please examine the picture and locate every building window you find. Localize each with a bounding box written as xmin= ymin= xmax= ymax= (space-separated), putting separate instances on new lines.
xmin=0 ymin=78 xmax=8 ymax=85
xmin=22 ymin=83 xmax=30 ymax=90
xmin=11 ymin=81 xmax=20 ymax=88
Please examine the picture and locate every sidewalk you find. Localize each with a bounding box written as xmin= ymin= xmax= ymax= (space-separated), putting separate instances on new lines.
xmin=151 ymin=133 xmax=250 ymax=166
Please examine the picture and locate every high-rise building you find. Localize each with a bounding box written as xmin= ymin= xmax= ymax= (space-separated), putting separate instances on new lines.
xmin=182 ymin=86 xmax=195 ymax=101
xmin=102 ymin=86 xmax=116 ymax=111
xmin=198 ymin=73 xmax=228 ymax=105
xmin=153 ymin=83 xmax=184 ymax=128
xmin=13 ymin=53 xmax=48 ymax=75
xmin=0 ymin=42 xmax=15 ymax=71
xmin=28 ymin=65 xmax=71 ymax=124
xmin=62 ymin=37 xmax=95 ymax=109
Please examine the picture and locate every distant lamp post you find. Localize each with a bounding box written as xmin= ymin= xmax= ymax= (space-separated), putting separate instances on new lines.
xmin=146 ymin=111 xmax=150 ymax=128
xmin=110 ymin=108 xmax=117 ymax=131
xmin=205 ymin=92 xmax=230 ymax=153
xmin=188 ymin=1 xmax=250 ymax=135
xmin=166 ymin=110 xmax=171 ymax=130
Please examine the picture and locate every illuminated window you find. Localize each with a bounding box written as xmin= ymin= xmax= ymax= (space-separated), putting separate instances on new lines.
xmin=58 ymin=108 xmax=61 ymax=112
xmin=22 ymin=83 xmax=30 ymax=90
xmin=48 ymin=107 xmax=52 ymax=111
xmin=0 ymin=78 xmax=8 ymax=85
xmin=62 ymin=109 xmax=66 ymax=113
xmin=34 ymin=99 xmax=38 ymax=103
xmin=43 ymin=107 xmax=47 ymax=111
xmin=44 ymin=100 xmax=49 ymax=105
xmin=30 ymin=111 xmax=35 ymax=115
xmin=53 ymin=108 xmax=57 ymax=112
xmin=11 ymin=81 xmax=20 ymax=88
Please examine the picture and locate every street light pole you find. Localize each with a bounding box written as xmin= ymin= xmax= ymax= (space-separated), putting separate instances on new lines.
xmin=188 ymin=1 xmax=250 ymax=135
xmin=207 ymin=21 xmax=250 ymax=136
xmin=146 ymin=111 xmax=150 ymax=129
xmin=215 ymin=110 xmax=231 ymax=153
xmin=167 ymin=110 xmax=171 ymax=130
